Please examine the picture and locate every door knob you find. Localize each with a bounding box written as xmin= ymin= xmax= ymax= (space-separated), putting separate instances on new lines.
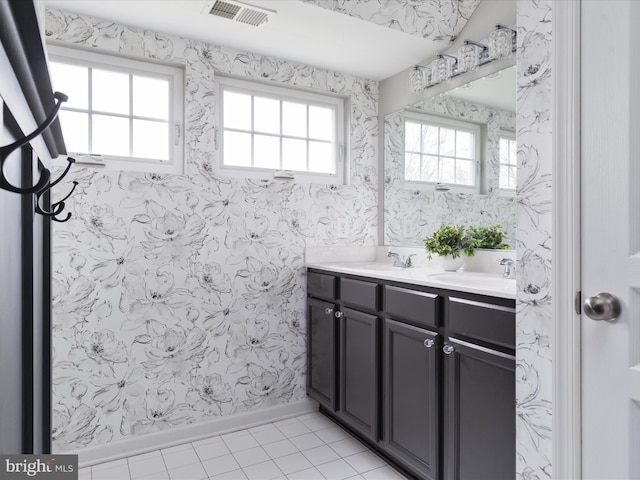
xmin=443 ymin=344 xmax=455 ymax=355
xmin=423 ymin=339 xmax=434 ymax=348
xmin=583 ymin=293 xmax=621 ymax=321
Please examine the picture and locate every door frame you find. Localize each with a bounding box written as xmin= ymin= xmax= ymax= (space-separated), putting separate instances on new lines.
xmin=551 ymin=1 xmax=582 ymax=478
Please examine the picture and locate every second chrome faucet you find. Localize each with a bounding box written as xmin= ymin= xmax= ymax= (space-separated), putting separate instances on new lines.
xmin=387 ymin=251 xmax=415 ymax=268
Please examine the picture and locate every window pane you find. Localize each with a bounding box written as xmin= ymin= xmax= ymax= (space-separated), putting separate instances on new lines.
xmin=405 ymin=121 xmax=421 ymax=152
xmin=50 ymin=62 xmax=88 ymax=110
xmin=509 ymin=139 xmax=517 ymax=165
xmin=456 ymin=131 xmax=473 ymax=159
xmin=439 ymin=157 xmax=455 ymax=183
xmin=282 ymin=138 xmax=307 ymax=171
xmin=405 ymin=153 xmax=420 ymax=181
xmin=422 ymin=125 xmax=439 ymax=154
xmin=309 ymin=105 xmax=333 ymax=140
xmin=133 ymin=76 xmax=169 ymax=120
xmin=254 ymin=134 xmax=280 ymax=169
xmin=456 ymin=160 xmax=473 ymax=185
xmin=422 ymin=155 xmax=438 ymax=182
xmin=58 ymin=110 xmax=89 ymax=153
xmin=499 ymin=138 xmax=510 ymax=163
xmin=133 ymin=120 xmax=168 ymax=160
xmin=92 ymin=114 xmax=129 ymax=156
xmin=224 ymin=131 xmax=251 ymax=167
xmin=282 ymin=101 xmax=306 ymax=137
xmin=508 ymin=165 xmax=517 ymax=188
xmin=440 ymin=128 xmax=455 ymax=156
xmin=499 ymin=164 xmax=516 ymax=189
xmin=308 ymin=141 xmax=333 ymax=174
xmin=254 ymin=96 xmax=280 ymax=134
xmin=93 ymin=69 xmax=129 ymax=115
xmin=223 ymin=91 xmax=251 ymax=130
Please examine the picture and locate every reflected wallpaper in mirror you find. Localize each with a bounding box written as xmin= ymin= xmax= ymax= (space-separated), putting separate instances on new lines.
xmin=384 ymin=66 xmax=516 ymax=246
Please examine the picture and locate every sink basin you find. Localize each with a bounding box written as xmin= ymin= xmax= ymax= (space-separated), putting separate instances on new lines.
xmin=430 ymin=272 xmax=515 ymax=293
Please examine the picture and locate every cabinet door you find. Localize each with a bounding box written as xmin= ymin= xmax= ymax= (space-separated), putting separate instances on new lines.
xmin=307 ymin=298 xmax=338 ymax=411
xmin=384 ymin=319 xmax=439 ymax=480
xmin=444 ymin=338 xmax=515 ymax=480
xmin=339 ymin=307 xmax=379 ymax=441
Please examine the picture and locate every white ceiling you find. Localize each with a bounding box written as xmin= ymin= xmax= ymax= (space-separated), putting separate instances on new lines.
xmin=42 ymin=0 xmax=475 ymax=81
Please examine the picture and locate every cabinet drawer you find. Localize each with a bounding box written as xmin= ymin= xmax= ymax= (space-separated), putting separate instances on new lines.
xmin=308 ymin=271 xmax=337 ymax=300
xmin=448 ymin=297 xmax=515 ymax=350
xmin=340 ymin=278 xmax=379 ymax=312
xmin=384 ymin=285 xmax=439 ymax=329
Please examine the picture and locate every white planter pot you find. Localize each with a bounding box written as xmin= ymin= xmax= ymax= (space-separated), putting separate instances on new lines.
xmin=462 ymin=249 xmax=516 ymax=274
xmin=439 ymin=254 xmax=464 ymax=271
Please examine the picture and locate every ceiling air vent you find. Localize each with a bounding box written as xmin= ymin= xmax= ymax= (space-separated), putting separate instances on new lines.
xmin=202 ymin=0 xmax=275 ymax=27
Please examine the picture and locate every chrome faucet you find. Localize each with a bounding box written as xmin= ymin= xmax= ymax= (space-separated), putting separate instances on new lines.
xmin=498 ymin=258 xmax=516 ymax=278
xmin=387 ymin=251 xmax=416 ymax=268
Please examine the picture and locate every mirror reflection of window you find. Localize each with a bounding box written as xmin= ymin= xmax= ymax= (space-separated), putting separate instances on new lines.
xmin=499 ymin=132 xmax=517 ymax=191
xmin=403 ymin=112 xmax=480 ymax=192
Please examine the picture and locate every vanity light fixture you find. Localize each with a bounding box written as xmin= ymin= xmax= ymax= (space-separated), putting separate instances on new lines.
xmin=409 ymin=24 xmax=516 ymax=92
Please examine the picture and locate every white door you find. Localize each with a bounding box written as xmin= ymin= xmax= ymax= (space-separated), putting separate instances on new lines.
xmin=582 ymin=1 xmax=640 ymax=478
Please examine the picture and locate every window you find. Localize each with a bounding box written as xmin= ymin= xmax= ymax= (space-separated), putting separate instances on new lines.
xmin=217 ymin=76 xmax=345 ymax=183
xmin=47 ymin=44 xmax=184 ymax=174
xmin=404 ymin=112 xmax=480 ymax=192
xmin=498 ymin=132 xmax=517 ymax=191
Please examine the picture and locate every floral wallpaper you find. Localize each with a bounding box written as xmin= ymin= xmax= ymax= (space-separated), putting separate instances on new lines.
xmin=515 ymin=0 xmax=553 ymax=478
xmin=45 ymin=9 xmax=378 ymax=451
xmin=304 ymin=0 xmax=481 ymax=41
xmin=384 ymin=94 xmax=516 ymax=246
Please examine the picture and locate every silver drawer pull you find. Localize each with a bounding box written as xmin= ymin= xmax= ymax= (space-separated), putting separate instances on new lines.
xmin=423 ymin=339 xmax=434 ymax=348
xmin=334 ymin=311 xmax=344 ymax=318
xmin=325 ymin=308 xmax=333 ymax=315
xmin=443 ymin=344 xmax=455 ymax=355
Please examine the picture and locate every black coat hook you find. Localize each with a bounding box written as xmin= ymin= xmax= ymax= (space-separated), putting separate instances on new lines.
xmin=0 ymin=91 xmax=67 ymax=194
xmin=35 ymin=157 xmax=77 ymax=221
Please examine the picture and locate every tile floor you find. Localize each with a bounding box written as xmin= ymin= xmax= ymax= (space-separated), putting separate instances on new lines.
xmin=78 ymin=412 xmax=409 ymax=480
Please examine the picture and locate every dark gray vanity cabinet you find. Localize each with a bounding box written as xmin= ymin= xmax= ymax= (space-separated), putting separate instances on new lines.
xmin=443 ymin=296 xmax=516 ymax=480
xmin=384 ymin=319 xmax=439 ymax=480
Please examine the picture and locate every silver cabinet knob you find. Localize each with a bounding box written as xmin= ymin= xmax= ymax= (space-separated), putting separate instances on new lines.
xmin=423 ymin=339 xmax=434 ymax=348
xmin=334 ymin=311 xmax=344 ymax=318
xmin=325 ymin=308 xmax=333 ymax=315
xmin=583 ymin=293 xmax=621 ymax=321
xmin=443 ymin=344 xmax=455 ymax=355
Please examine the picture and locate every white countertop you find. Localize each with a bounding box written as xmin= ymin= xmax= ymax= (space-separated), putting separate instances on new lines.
xmin=306 ymin=261 xmax=516 ymax=300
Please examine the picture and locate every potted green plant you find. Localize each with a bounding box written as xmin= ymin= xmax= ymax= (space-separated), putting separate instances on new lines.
xmin=423 ymin=224 xmax=474 ymax=271
xmin=463 ymin=223 xmax=512 ymax=273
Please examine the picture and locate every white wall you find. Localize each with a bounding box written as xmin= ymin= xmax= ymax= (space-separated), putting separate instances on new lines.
xmin=46 ymin=8 xmax=378 ymax=451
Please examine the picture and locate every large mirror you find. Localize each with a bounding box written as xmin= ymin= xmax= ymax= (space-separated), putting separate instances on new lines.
xmin=383 ymin=65 xmax=516 ymax=246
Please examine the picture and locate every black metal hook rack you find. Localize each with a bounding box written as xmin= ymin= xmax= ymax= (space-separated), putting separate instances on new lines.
xmin=0 ymin=91 xmax=67 ymax=195
xmin=34 ymin=157 xmax=77 ymax=222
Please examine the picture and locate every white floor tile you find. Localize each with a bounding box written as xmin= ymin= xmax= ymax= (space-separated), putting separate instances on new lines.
xmin=328 ymin=438 xmax=368 ymax=458
xmin=242 ymin=460 xmax=284 ymax=480
xmin=315 ymin=426 xmax=351 ymax=444
xmin=272 ymin=453 xmax=313 ymax=475
xmin=249 ymin=425 xmax=287 ymax=445
xmin=285 ymin=466 xmax=325 ymax=480
xmin=167 ymin=461 xmax=208 ymax=480
xmin=273 ymin=418 xmax=299 ymax=428
xmin=295 ymin=412 xmax=324 ymax=422
xmin=202 ymin=453 xmax=241 ymax=477
xmin=343 ymin=451 xmax=386 ymax=474
xmin=291 ymin=432 xmax=325 ymax=451
xmin=224 ymin=433 xmax=261 ymax=453
xmin=136 ymin=472 xmax=170 ymax=480
xmin=78 ymin=467 xmax=92 ymax=480
xmin=162 ymin=443 xmax=194 ymax=455
xmin=315 ymin=459 xmax=358 ymax=480
xmin=299 ymin=416 xmax=336 ymax=432
xmin=93 ymin=459 xmax=128 ymax=472
xmin=128 ymin=455 xmax=167 ymax=479
xmin=276 ymin=421 xmax=312 ymax=439
xmin=193 ymin=439 xmax=231 ymax=461
xmin=301 ymin=445 xmax=341 ymax=466
xmin=192 ymin=436 xmax=223 ymax=448
xmin=162 ymin=445 xmax=201 ymax=471
xmin=360 ymin=465 xmax=408 ymax=480
xmin=262 ymin=439 xmax=299 ymax=459
xmin=210 ymin=468 xmax=248 ymax=479
xmin=128 ymin=451 xmax=164 ymax=465
xmin=232 ymin=446 xmax=271 ymax=468
xmin=92 ymin=464 xmax=131 ymax=480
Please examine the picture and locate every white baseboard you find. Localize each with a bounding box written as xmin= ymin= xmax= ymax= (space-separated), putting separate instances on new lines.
xmin=63 ymin=398 xmax=319 ymax=468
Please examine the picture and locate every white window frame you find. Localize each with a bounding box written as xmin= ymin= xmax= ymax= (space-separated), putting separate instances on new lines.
xmin=215 ymin=75 xmax=346 ymax=184
xmin=47 ymin=44 xmax=185 ymax=174
xmin=403 ymin=110 xmax=481 ymax=194
xmin=498 ymin=130 xmax=517 ymax=195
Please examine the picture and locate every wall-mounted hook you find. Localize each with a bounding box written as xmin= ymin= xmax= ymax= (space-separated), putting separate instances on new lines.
xmin=0 ymin=91 xmax=67 ymax=194
xmin=35 ymin=157 xmax=77 ymax=222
